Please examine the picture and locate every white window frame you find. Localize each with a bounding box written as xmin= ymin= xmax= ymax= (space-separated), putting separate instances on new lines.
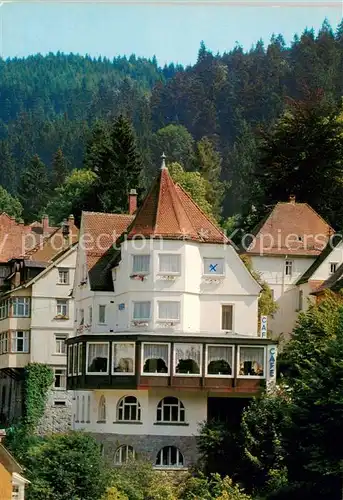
xmin=55 ymin=334 xmax=67 ymax=355
xmin=155 ymin=446 xmax=184 ymax=469
xmin=86 ymin=342 xmax=110 ymax=375
xmin=203 ymin=257 xmax=225 ymax=277
xmin=173 ymin=343 xmax=203 ymax=377
xmin=112 ymin=342 xmax=135 ymax=375
xmin=156 ymin=397 xmax=186 ymax=423
xmin=56 ymin=299 xmax=68 ymax=317
xmin=117 ymin=396 xmax=142 ymax=422
xmin=132 ymin=254 xmax=150 ymax=275
xmin=141 ymin=342 xmax=171 ymax=376
xmin=330 ymin=262 xmax=338 ymax=274
xmin=285 ymin=260 xmax=293 ymax=277
xmin=67 ymin=345 xmax=73 ymax=376
xmin=237 ymin=345 xmax=266 ymax=379
xmin=11 ymin=297 xmax=30 ymax=318
xmin=132 ymin=301 xmax=151 ymax=321
xmin=114 ymin=445 xmax=136 ymax=465
xmin=73 ymin=344 xmax=78 ymax=375
xmin=98 ymin=305 xmax=106 ymax=324
xmin=78 ymin=343 xmax=83 ymax=375
xmin=205 ymin=344 xmax=234 ymax=378
xmin=158 ymin=253 xmax=181 ymax=275
xmin=221 ymin=303 xmax=234 ymax=332
xmin=88 ymin=306 xmax=92 ymax=325
xmin=53 ymin=367 xmax=66 ymax=390
xmin=57 ymin=268 xmax=69 ymax=285
xmin=11 ymin=331 xmax=29 ymax=353
xmin=157 ymin=301 xmax=180 ymax=322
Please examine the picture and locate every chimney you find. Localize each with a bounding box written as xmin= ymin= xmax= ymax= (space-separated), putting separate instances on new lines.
xmin=62 ymin=219 xmax=69 ymax=238
xmin=0 ymin=429 xmax=6 ymax=442
xmin=128 ymin=189 xmax=137 ymax=215
xmin=42 ymin=214 xmax=49 ymax=235
xmin=68 ymin=214 xmax=75 ymax=226
xmin=289 ymin=195 xmax=296 ymax=204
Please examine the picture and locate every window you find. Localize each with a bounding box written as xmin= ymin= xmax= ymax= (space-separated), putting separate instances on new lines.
xmin=11 ymin=331 xmax=29 ymax=353
xmin=142 ymin=343 xmax=169 ymax=374
xmin=0 ymin=299 xmax=9 ymax=319
xmin=12 ymin=484 xmax=20 ymax=499
xmin=133 ymin=301 xmax=151 ymax=320
xmin=112 ymin=343 xmax=135 ymax=374
xmin=330 ymin=262 xmax=338 ymax=274
xmin=78 ymin=343 xmax=83 ymax=374
xmin=221 ymin=305 xmax=233 ymax=331
xmin=68 ymin=345 xmax=73 ymax=375
xmin=157 ymin=301 xmax=180 ymax=322
xmin=238 ymin=346 xmax=265 ymax=377
xmin=98 ymin=305 xmax=106 ymax=324
xmin=58 ymin=269 xmax=69 ymax=284
xmin=174 ymin=343 xmax=202 ymax=375
xmin=206 ymin=345 xmax=233 ymax=376
xmin=88 ymin=306 xmax=92 ymax=325
xmin=114 ymin=445 xmax=136 ymax=465
xmin=117 ymin=396 xmax=141 ymax=422
xmin=155 ymin=446 xmax=184 ymax=468
xmin=158 ymin=254 xmax=181 ymax=274
xmin=203 ymin=258 xmax=224 ymax=276
xmin=56 ymin=299 xmax=68 ymax=317
xmin=156 ymin=397 xmax=185 ymax=423
xmin=285 ymin=260 xmax=293 ymax=276
xmin=12 ymin=297 xmax=30 ymax=317
xmin=79 ymin=309 xmax=84 ymax=325
xmin=298 ymin=290 xmax=304 ymax=311
xmin=132 ymin=255 xmax=150 ymax=274
xmin=55 ymin=335 xmax=67 ymax=354
xmin=73 ymin=344 xmax=78 ymax=375
xmin=0 ymin=332 xmax=8 ymax=354
xmin=98 ymin=395 xmax=106 ymax=422
xmin=86 ymin=342 xmax=109 ymax=374
xmin=54 ymin=368 xmax=66 ymax=389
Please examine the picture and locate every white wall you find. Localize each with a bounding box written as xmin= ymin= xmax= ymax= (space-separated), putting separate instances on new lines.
xmin=73 ymin=389 xmax=207 ymax=437
xmin=311 ymin=241 xmax=343 ymax=281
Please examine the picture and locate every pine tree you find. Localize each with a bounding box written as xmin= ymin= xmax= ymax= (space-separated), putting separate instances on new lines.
xmin=18 ymin=154 xmax=50 ymax=222
xmin=0 ymin=140 xmax=17 ymax=194
xmin=51 ymin=148 xmax=69 ymax=189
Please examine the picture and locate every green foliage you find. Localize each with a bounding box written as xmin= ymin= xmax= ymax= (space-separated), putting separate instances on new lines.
xmin=151 ymin=124 xmax=195 ymax=171
xmin=0 ymin=185 xmax=23 ymax=218
xmin=18 ymin=154 xmax=50 ymax=222
xmin=23 ymin=363 xmax=54 ymax=431
xmin=181 ymin=473 xmax=253 ymax=500
xmin=46 ymin=168 xmax=97 ymax=224
xmin=24 ymin=431 xmax=110 ymax=500
xmin=168 ymin=162 xmax=215 ymax=219
xmin=51 ymin=147 xmax=70 ymax=189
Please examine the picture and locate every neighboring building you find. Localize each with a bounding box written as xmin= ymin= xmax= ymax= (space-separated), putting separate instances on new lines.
xmin=243 ymin=195 xmax=334 ymax=341
xmin=0 ymin=431 xmax=29 ymax=500
xmin=67 ymin=159 xmax=277 ymax=469
xmin=0 ymin=217 xmax=78 ymax=432
xmin=310 ymin=261 xmax=343 ymax=302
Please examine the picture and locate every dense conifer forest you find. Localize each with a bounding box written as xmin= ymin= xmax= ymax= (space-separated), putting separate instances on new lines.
xmin=1 ymin=18 xmax=343 ymax=226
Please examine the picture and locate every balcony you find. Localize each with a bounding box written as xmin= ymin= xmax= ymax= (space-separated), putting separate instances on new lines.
xmin=66 ymin=334 xmax=277 ymax=395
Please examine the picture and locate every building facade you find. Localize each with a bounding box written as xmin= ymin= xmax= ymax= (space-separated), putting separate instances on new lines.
xmin=67 ymin=161 xmax=277 ymax=468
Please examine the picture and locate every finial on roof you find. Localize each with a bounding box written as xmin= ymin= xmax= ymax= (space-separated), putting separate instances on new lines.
xmin=161 ymin=152 xmax=167 ymax=170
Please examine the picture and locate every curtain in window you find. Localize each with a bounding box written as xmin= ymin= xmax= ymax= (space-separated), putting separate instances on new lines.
xmin=87 ymin=343 xmax=109 ymax=372
xmin=133 ymin=302 xmax=150 ymax=320
xmin=143 ymin=344 xmax=169 ymax=364
xmin=133 ymin=255 xmax=150 ymax=273
xmin=113 ymin=343 xmax=135 ymax=373
xmin=159 ymin=254 xmax=180 ymax=273
xmin=174 ymin=343 xmax=202 ymax=374
xmin=239 ymin=347 xmax=264 ymax=376
xmin=207 ymin=346 xmax=232 ymax=375
xmin=158 ymin=302 xmax=179 ymax=320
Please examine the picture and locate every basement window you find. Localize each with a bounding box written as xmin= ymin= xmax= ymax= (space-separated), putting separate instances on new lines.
xmin=54 ymin=401 xmax=66 ymax=407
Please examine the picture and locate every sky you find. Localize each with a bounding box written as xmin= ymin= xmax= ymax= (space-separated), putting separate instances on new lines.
xmin=1 ymin=1 xmax=342 ymax=66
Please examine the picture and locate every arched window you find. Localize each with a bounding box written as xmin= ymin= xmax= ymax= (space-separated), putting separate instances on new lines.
xmin=114 ymin=445 xmax=136 ymax=465
xmin=156 ymin=397 xmax=185 ymax=423
xmin=98 ymin=395 xmax=106 ymax=422
xmin=117 ymin=396 xmax=141 ymax=422
xmin=155 ymin=446 xmax=184 ymax=468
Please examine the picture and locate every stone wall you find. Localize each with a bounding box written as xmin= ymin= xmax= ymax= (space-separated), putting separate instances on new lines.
xmin=92 ymin=432 xmax=199 ymax=467
xmin=36 ymin=389 xmax=72 ymax=435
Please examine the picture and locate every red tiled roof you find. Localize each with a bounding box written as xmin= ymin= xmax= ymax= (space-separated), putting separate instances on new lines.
xmin=126 ymin=166 xmax=228 ymax=244
xmin=0 ymin=213 xmax=32 ymax=263
xmin=245 ymin=201 xmax=333 ymax=256
xmin=308 ymin=279 xmax=324 ymax=292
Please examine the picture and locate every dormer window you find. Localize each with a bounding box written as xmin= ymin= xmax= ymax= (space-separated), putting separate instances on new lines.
xmin=158 ymin=254 xmax=181 ymax=274
xmin=132 ymin=255 xmax=150 ymax=275
xmin=203 ymin=258 xmax=224 ymax=276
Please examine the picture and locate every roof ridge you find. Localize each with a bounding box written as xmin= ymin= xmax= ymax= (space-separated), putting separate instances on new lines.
xmin=83 ymin=211 xmax=132 ymax=217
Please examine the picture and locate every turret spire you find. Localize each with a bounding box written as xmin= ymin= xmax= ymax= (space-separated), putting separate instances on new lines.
xmin=161 ymin=152 xmax=167 ymax=170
